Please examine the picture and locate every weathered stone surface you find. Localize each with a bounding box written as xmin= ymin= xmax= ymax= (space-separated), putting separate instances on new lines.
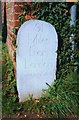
xmin=16 ymin=20 xmax=58 ymax=102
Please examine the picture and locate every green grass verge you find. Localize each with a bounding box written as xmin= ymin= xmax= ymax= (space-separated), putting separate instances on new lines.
xmin=2 ymin=43 xmax=78 ymax=118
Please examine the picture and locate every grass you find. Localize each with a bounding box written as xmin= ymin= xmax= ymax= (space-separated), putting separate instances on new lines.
xmin=2 ymin=43 xmax=78 ymax=119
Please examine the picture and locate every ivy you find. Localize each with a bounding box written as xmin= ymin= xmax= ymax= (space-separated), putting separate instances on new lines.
xmin=17 ymin=2 xmax=79 ymax=78
xmin=2 ymin=2 xmax=79 ymax=118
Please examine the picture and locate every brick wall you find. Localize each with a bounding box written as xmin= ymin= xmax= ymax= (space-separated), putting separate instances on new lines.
xmin=2 ymin=2 xmax=4 ymax=25
xmin=6 ymin=2 xmax=23 ymax=70
xmin=2 ymin=2 xmax=77 ymax=73
xmin=2 ymin=2 xmax=35 ymax=71
xmin=0 ymin=1 xmax=2 ymax=32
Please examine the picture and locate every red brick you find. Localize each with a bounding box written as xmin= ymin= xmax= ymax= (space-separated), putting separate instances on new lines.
xmin=14 ymin=2 xmax=24 ymax=5
xmin=14 ymin=20 xmax=19 ymax=27
xmin=14 ymin=13 xmax=19 ymax=20
xmin=7 ymin=34 xmax=12 ymax=41
xmin=9 ymin=20 xmax=19 ymax=27
xmin=9 ymin=21 xmax=15 ymax=27
xmin=3 ymin=1 xmax=34 ymax=69
xmin=6 ymin=2 xmax=14 ymax=9
xmin=2 ymin=2 xmax=4 ymax=24
xmin=25 ymin=14 xmax=36 ymax=20
xmin=6 ymin=7 xmax=14 ymax=14
xmin=7 ymin=29 xmax=16 ymax=40
xmin=9 ymin=32 xmax=15 ymax=41
xmin=14 ymin=5 xmax=22 ymax=13
xmin=7 ymin=25 xmax=12 ymax=31
xmin=8 ymin=14 xmax=14 ymax=20
xmin=11 ymin=42 xmax=16 ymax=51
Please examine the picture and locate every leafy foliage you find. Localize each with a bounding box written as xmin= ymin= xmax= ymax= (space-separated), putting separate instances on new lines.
xmin=2 ymin=2 xmax=79 ymax=118
xmin=18 ymin=2 xmax=79 ymax=79
xmin=2 ymin=44 xmax=20 ymax=116
xmin=2 ymin=43 xmax=78 ymax=118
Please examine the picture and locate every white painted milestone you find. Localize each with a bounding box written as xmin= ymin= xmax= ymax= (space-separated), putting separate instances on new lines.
xmin=16 ymin=20 xmax=58 ymax=102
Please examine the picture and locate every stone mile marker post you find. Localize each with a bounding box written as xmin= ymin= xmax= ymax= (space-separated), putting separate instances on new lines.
xmin=16 ymin=20 xmax=58 ymax=102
